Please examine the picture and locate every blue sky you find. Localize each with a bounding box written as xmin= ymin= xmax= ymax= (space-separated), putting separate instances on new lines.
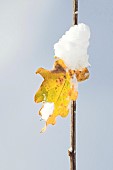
xmin=0 ymin=0 xmax=113 ymax=170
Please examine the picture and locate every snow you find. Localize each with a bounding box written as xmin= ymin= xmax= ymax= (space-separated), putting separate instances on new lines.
xmin=40 ymin=102 xmax=54 ymax=121
xmin=68 ymin=147 xmax=72 ymax=152
xmin=54 ymin=23 xmax=90 ymax=70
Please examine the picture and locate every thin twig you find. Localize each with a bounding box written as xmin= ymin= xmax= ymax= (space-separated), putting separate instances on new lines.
xmin=68 ymin=0 xmax=78 ymax=170
xmin=68 ymin=101 xmax=76 ymax=170
xmin=73 ymin=0 xmax=78 ymax=25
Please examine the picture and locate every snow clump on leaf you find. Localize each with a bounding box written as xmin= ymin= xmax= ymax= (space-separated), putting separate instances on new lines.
xmin=54 ymin=23 xmax=90 ymax=70
xmin=40 ymin=102 xmax=54 ymax=121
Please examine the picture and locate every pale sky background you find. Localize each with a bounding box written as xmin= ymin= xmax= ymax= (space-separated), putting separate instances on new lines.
xmin=0 ymin=0 xmax=113 ymax=170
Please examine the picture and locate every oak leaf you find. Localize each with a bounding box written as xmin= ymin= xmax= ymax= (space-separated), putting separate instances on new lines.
xmin=34 ymin=59 xmax=78 ymax=132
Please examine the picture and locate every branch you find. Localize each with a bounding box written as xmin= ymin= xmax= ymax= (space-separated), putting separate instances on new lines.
xmin=68 ymin=0 xmax=78 ymax=170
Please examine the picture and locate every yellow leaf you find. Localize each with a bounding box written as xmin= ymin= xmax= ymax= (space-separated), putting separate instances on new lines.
xmin=34 ymin=59 xmax=78 ymax=132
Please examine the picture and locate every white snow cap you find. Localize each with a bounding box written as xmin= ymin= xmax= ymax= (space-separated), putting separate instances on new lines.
xmin=40 ymin=102 xmax=54 ymax=121
xmin=54 ymin=23 xmax=90 ymax=70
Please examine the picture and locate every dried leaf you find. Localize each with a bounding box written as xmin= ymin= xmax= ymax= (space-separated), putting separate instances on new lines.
xmin=75 ymin=68 xmax=90 ymax=82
